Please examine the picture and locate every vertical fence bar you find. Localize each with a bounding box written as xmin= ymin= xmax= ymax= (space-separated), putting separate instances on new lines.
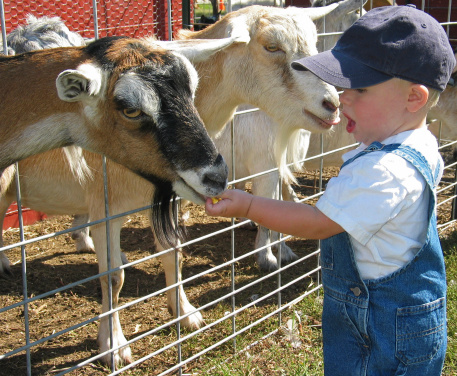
xmin=173 ymin=200 xmax=182 ymax=375
xmin=0 ymin=0 xmax=7 ymax=54
xmin=230 ymin=117 xmax=237 ymax=353
xmin=15 ymin=163 xmax=32 ymax=375
xmin=316 ymin=134 xmax=325 ymax=291
xmin=168 ymin=0 xmax=173 ymax=40
xmin=175 ymin=236 xmax=182 ymax=376
xmin=91 ymin=0 xmax=117 ymax=365
xmin=277 ymin=176 xmax=282 ymax=327
xmin=168 ymin=0 xmax=184 ymax=370
xmin=92 ymin=0 xmax=99 ymax=39
xmin=102 ymin=156 xmax=116 ymax=369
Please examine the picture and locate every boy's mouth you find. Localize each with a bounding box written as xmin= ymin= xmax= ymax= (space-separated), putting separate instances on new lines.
xmin=344 ymin=114 xmax=356 ymax=133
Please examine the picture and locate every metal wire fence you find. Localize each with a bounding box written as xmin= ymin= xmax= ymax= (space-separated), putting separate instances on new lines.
xmin=0 ymin=0 xmax=456 ymax=375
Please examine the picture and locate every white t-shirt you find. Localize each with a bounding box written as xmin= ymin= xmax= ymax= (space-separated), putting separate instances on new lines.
xmin=316 ymin=128 xmax=443 ymax=280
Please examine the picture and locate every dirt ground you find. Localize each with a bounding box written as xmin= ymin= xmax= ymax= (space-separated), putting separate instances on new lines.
xmin=0 ymin=156 xmax=456 ymax=375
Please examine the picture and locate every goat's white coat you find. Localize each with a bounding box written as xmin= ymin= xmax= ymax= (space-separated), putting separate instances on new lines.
xmin=428 ymin=53 xmax=457 ymax=142
xmin=214 ymin=0 xmax=364 ymax=270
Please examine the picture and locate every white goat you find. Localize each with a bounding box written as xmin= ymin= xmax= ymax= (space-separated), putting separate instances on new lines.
xmin=428 ymin=53 xmax=457 ymax=143
xmin=213 ymin=0 xmax=364 ymax=270
xmin=1 ymin=3 xmax=356 ymax=365
xmin=6 ymin=14 xmax=86 ymax=53
xmin=176 ymin=4 xmax=342 ymax=136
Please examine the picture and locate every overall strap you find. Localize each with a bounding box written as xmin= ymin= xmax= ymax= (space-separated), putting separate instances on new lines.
xmin=341 ymin=142 xmax=440 ymax=189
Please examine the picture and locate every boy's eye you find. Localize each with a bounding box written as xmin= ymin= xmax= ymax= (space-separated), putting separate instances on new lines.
xmin=356 ymin=88 xmax=367 ymax=93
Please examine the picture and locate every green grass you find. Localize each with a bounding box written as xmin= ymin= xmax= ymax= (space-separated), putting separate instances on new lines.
xmin=194 ymin=2 xmax=227 ymax=20
xmin=194 ymin=3 xmax=214 ymax=18
xmin=440 ymin=229 xmax=457 ymax=375
xmin=190 ymin=295 xmax=325 ymax=375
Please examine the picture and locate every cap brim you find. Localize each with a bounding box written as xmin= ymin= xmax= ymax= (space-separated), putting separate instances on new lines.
xmin=291 ymin=50 xmax=393 ymax=89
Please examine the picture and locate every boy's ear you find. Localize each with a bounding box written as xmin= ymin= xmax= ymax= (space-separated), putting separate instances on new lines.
xmin=407 ymin=84 xmax=429 ymax=113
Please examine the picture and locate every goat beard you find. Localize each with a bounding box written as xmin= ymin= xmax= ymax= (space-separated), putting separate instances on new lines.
xmin=150 ymin=180 xmax=186 ymax=249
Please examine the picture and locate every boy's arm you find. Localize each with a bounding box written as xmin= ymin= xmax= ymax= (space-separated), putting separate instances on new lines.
xmin=205 ymin=189 xmax=344 ymax=240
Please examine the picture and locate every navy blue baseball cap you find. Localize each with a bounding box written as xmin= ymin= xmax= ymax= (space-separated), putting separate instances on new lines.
xmin=292 ymin=5 xmax=456 ymax=92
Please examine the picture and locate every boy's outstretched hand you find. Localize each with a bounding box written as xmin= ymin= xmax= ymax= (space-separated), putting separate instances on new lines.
xmin=205 ymin=189 xmax=254 ymax=218
xmin=205 ymin=188 xmax=344 ymax=240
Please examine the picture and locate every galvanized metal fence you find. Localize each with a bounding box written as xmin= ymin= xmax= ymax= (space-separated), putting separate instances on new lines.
xmin=0 ymin=0 xmax=456 ymax=375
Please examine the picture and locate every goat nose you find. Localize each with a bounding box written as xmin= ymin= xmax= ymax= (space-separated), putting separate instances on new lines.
xmin=323 ymin=99 xmax=339 ymax=114
xmin=203 ymin=154 xmax=228 ymax=192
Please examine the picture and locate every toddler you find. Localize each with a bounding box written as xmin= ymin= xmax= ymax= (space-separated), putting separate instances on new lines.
xmin=205 ymin=5 xmax=455 ymax=375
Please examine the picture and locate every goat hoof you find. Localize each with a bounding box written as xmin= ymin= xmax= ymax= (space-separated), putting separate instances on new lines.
xmin=0 ymin=258 xmax=12 ymax=277
xmin=275 ymin=244 xmax=299 ymax=264
xmin=256 ymin=257 xmax=278 ymax=271
xmin=180 ymin=311 xmax=204 ymax=330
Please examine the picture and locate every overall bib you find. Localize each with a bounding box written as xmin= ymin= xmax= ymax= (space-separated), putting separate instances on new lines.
xmin=320 ymin=142 xmax=447 ymax=376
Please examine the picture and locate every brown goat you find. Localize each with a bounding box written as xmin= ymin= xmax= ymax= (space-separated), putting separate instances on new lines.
xmin=0 ymin=35 xmax=232 ymax=365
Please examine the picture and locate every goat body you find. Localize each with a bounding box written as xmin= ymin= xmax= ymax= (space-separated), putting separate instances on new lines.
xmin=211 ymin=0 xmax=364 ymax=270
xmin=0 ymin=23 xmax=232 ymax=366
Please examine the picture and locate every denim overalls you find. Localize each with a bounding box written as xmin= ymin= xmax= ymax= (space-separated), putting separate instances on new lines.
xmin=320 ymin=142 xmax=447 ymax=376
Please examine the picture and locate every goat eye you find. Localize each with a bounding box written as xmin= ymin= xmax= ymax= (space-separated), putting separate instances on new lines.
xmin=122 ymin=108 xmax=143 ymax=118
xmin=265 ymin=45 xmax=279 ymax=52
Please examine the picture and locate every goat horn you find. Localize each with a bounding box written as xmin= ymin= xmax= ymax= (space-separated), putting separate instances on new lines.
xmin=305 ymin=0 xmax=367 ymax=21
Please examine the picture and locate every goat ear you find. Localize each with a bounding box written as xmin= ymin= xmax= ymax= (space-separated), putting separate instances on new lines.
xmin=56 ymin=64 xmax=103 ymax=102
xmin=226 ymin=15 xmax=251 ymax=44
xmin=153 ymin=28 xmax=250 ymax=63
xmin=154 ymin=37 xmax=249 ymax=63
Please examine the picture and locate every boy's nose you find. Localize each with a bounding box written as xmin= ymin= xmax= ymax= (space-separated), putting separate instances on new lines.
xmin=339 ymin=90 xmax=350 ymax=105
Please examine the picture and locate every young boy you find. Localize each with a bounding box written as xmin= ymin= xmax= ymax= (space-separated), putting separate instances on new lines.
xmin=205 ymin=5 xmax=455 ymax=375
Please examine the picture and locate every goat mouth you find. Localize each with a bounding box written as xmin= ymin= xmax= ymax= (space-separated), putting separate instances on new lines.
xmin=174 ymin=177 xmax=212 ymax=205
xmin=304 ymin=110 xmax=340 ymax=130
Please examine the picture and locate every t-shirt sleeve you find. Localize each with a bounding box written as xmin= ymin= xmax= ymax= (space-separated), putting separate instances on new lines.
xmin=316 ymin=153 xmax=423 ymax=246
